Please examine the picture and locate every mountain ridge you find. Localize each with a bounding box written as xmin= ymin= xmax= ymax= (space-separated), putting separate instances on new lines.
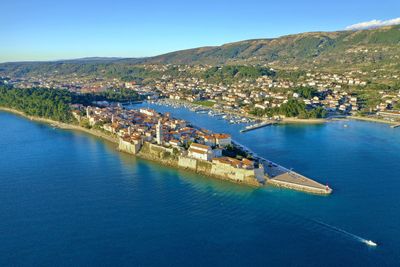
xmin=1 ymin=25 xmax=399 ymax=75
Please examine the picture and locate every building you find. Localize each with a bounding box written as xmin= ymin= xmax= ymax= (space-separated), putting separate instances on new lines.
xmin=188 ymin=143 xmax=213 ymax=161
xmin=214 ymin=134 xmax=232 ymax=147
xmin=156 ymin=119 xmax=163 ymax=145
xmin=169 ymin=139 xmax=181 ymax=148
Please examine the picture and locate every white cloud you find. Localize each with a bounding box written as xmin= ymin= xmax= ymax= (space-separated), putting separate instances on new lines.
xmin=346 ymin=17 xmax=400 ymax=30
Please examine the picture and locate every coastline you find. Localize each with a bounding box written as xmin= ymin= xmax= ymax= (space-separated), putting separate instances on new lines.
xmin=349 ymin=115 xmax=397 ymax=125
xmin=0 ymin=106 xmax=332 ymax=194
xmin=151 ymin=99 xmax=328 ymax=125
xmin=278 ymin=118 xmax=327 ymax=124
xmin=0 ymin=107 xmax=118 ymax=144
xmin=0 ymin=107 xmax=262 ymax=188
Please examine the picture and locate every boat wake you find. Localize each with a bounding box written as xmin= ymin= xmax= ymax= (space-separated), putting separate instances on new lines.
xmin=312 ymin=219 xmax=377 ymax=247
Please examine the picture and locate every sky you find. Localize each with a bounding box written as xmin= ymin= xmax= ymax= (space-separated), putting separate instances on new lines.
xmin=1 ymin=0 xmax=399 ymax=62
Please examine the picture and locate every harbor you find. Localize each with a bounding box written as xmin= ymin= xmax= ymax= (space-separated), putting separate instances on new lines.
xmin=135 ymin=100 xmax=333 ymax=195
xmin=148 ymin=99 xmax=259 ymax=126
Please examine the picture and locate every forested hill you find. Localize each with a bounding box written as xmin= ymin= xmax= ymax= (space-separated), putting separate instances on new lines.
xmin=1 ymin=25 xmax=399 ymax=75
xmin=139 ymin=25 xmax=400 ymax=69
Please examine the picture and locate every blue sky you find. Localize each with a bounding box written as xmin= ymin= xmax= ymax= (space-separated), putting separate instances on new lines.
xmin=1 ymin=0 xmax=399 ymax=62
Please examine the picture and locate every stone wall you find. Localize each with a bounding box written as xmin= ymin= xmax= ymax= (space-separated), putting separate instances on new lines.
xmin=135 ymin=142 xmax=263 ymax=187
xmin=178 ymin=155 xmax=263 ymax=186
xmin=267 ymin=179 xmax=331 ymax=195
xmin=118 ymin=139 xmax=142 ymax=155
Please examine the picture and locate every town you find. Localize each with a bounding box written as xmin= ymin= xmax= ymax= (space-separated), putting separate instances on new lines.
xmin=70 ymin=104 xmax=332 ymax=194
xmin=2 ymin=63 xmax=400 ymax=124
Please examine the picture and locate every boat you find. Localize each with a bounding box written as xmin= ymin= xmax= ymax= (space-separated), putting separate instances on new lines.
xmin=364 ymin=240 xmax=377 ymax=247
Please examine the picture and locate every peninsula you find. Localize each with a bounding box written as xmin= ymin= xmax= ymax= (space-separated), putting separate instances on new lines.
xmin=0 ymin=85 xmax=331 ymax=194
xmin=2 ymin=104 xmax=331 ymax=195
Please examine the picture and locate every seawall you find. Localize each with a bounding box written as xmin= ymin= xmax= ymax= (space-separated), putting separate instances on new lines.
xmin=266 ymin=172 xmax=332 ymax=195
xmin=136 ymin=142 xmax=262 ymax=187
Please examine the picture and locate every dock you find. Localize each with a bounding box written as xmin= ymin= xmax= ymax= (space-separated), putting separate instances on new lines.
xmin=267 ymin=172 xmax=332 ymax=195
xmin=240 ymin=121 xmax=273 ymax=133
xmin=232 ymin=141 xmax=332 ymax=195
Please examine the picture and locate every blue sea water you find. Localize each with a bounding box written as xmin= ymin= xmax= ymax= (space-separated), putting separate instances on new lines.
xmin=1 ymin=108 xmax=400 ymax=266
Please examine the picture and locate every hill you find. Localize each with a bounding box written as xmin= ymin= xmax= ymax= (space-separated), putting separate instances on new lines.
xmin=1 ymin=25 xmax=399 ymax=77
xmin=138 ymin=25 xmax=400 ymax=70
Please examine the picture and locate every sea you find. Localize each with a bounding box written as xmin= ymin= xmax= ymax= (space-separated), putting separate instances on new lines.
xmin=1 ymin=104 xmax=399 ymax=266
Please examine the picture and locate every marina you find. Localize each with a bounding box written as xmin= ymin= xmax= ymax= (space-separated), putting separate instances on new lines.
xmin=136 ymin=100 xmax=333 ymax=194
xmin=148 ymin=99 xmax=258 ymax=127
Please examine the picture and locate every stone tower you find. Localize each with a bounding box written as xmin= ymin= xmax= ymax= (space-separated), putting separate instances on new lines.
xmin=156 ymin=119 xmax=163 ymax=145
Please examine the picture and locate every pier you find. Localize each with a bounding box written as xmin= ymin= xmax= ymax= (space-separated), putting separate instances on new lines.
xmin=240 ymin=121 xmax=273 ymax=133
xmin=390 ymin=124 xmax=400 ymax=128
xmin=232 ymin=141 xmax=332 ymax=195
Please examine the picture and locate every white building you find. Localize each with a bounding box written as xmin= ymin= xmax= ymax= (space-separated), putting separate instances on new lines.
xmin=156 ymin=120 xmax=163 ymax=145
xmin=214 ymin=134 xmax=231 ymax=147
xmin=188 ymin=143 xmax=213 ymax=161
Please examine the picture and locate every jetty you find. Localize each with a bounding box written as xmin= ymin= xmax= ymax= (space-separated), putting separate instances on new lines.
xmin=240 ymin=121 xmax=273 ymax=133
xmin=232 ymin=141 xmax=332 ymax=195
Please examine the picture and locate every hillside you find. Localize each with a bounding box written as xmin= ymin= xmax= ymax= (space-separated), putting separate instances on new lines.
xmin=138 ymin=25 xmax=400 ymax=69
xmin=1 ymin=25 xmax=399 ymax=77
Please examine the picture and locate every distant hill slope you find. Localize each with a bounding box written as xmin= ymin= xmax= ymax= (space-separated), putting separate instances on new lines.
xmin=137 ymin=25 xmax=400 ymax=69
xmin=1 ymin=25 xmax=399 ymax=77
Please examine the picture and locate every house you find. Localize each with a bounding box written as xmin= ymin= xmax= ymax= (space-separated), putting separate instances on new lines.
xmin=169 ymin=139 xmax=182 ymax=148
xmin=139 ymin=108 xmax=158 ymax=117
xmin=188 ymin=143 xmax=213 ymax=161
xmin=214 ymin=134 xmax=231 ymax=147
xmin=203 ymin=135 xmax=216 ymax=146
xmin=242 ymin=158 xmax=255 ymax=170
xmin=212 ymin=157 xmax=242 ymax=168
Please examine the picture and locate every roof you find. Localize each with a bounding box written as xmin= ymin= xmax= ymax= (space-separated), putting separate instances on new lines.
xmin=188 ymin=148 xmax=208 ymax=155
xmin=190 ymin=143 xmax=211 ymax=150
xmin=214 ymin=133 xmax=231 ymax=139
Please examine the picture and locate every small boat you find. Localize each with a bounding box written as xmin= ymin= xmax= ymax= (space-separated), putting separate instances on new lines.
xmin=364 ymin=240 xmax=377 ymax=247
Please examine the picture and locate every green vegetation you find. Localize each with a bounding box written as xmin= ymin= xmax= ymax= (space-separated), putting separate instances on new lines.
xmin=223 ymin=144 xmax=253 ymax=160
xmin=203 ymin=65 xmax=275 ymax=83
xmin=0 ymin=86 xmax=72 ymax=122
xmin=0 ymin=85 xmax=142 ymax=122
xmin=193 ymin=100 xmax=215 ymax=107
xmin=250 ymin=99 xmax=327 ymax=119
xmin=294 ymin=86 xmax=318 ymax=99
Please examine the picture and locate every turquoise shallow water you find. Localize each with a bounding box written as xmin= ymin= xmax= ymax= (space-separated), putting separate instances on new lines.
xmin=1 ymin=108 xmax=400 ymax=266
